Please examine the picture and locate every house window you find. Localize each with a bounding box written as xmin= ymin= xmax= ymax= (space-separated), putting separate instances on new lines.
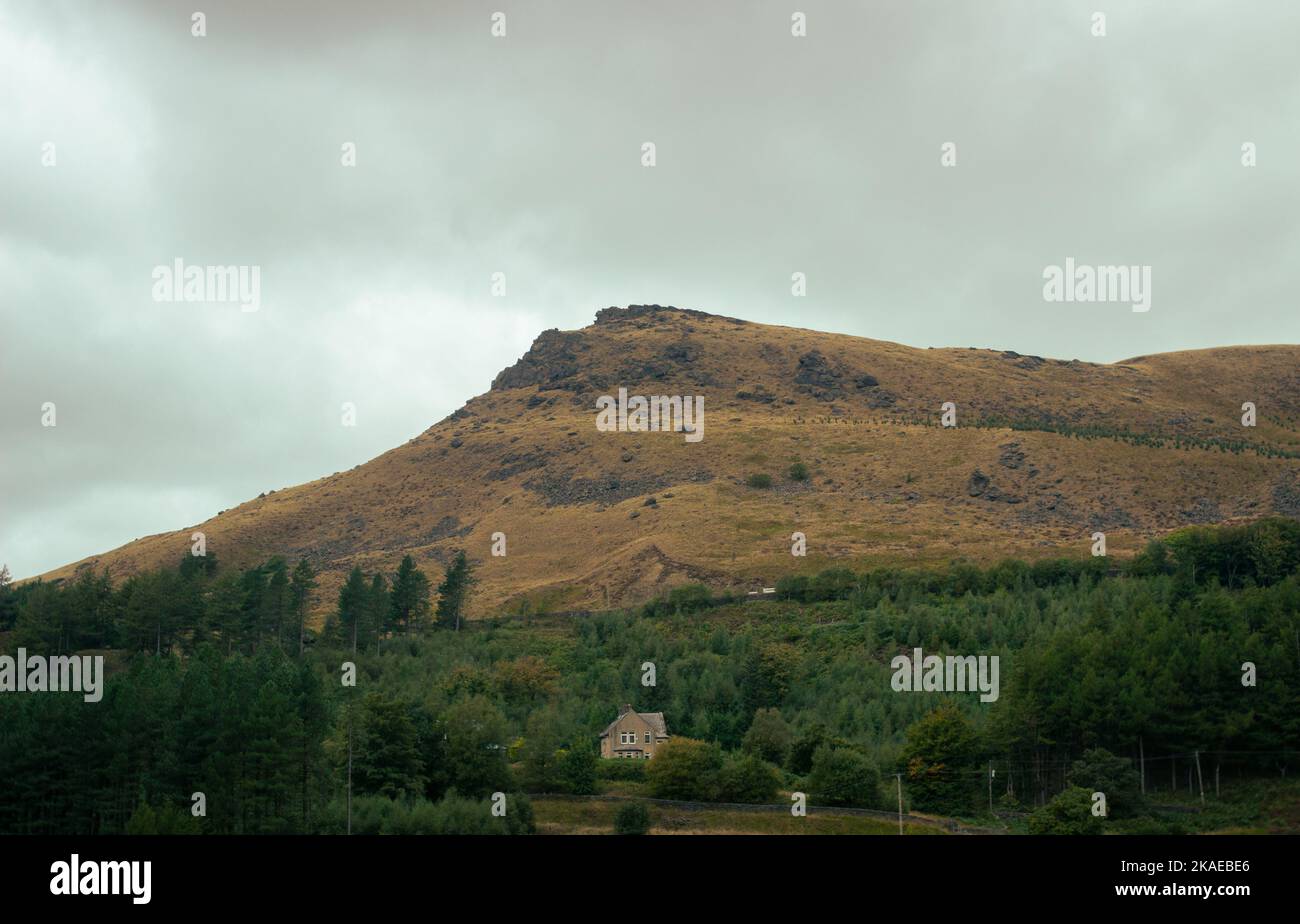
xmin=644 ymin=732 xmax=651 ymax=744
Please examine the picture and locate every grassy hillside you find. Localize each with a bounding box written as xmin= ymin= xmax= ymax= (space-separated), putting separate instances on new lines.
xmin=33 ymin=305 xmax=1300 ymax=620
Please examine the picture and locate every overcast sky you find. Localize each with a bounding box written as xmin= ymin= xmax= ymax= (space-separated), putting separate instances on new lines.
xmin=3 ymin=0 xmax=1299 ymax=579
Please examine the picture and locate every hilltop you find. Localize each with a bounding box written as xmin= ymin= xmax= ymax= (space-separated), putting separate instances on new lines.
xmin=34 ymin=305 xmax=1300 ymax=619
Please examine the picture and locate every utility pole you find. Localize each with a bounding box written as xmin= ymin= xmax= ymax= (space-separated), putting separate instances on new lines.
xmin=347 ymin=705 xmax=353 ymax=835
xmin=896 ymin=774 xmax=903 ymax=835
xmin=1139 ymin=736 xmax=1145 ymax=795
xmin=988 ymin=761 xmax=994 ymax=816
xmin=1194 ymin=750 xmax=1205 ymax=806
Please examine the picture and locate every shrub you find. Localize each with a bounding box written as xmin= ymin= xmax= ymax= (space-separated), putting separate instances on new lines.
xmin=561 ymin=741 xmax=599 ymax=796
xmin=809 ymin=747 xmax=883 ymax=808
xmin=315 ymin=793 xmax=535 ymax=835
xmin=775 ymin=574 xmax=809 ymax=602
xmin=1067 ymin=748 xmax=1146 ymax=819
xmin=745 ymin=473 xmax=773 ymax=489
xmin=718 ymin=753 xmax=781 ymax=803
xmin=742 ymin=708 xmax=793 ymax=766
xmin=1028 ymin=786 xmax=1105 ymax=835
xmin=788 ymin=462 xmax=809 ymax=482
xmin=902 ymin=703 xmax=980 ymax=815
xmin=645 ymin=738 xmax=724 ymax=800
xmin=614 ymin=801 xmax=651 ymax=835
xmin=597 ymin=759 xmax=648 ymax=782
xmin=666 ymin=583 xmax=712 ymax=612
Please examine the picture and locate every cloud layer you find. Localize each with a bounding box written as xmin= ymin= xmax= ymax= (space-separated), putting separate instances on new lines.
xmin=4 ymin=0 xmax=1299 ymax=577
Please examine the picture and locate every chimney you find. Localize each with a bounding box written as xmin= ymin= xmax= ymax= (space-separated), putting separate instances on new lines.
xmin=619 ymin=703 xmax=633 ymax=716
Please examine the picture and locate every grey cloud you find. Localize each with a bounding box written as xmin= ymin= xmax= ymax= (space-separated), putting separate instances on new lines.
xmin=3 ymin=0 xmax=1298 ymax=576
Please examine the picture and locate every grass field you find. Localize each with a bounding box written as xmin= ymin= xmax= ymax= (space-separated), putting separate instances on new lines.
xmin=532 ymin=797 xmax=945 ymax=835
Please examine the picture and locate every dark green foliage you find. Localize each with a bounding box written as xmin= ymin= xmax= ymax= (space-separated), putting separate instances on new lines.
xmin=718 ymin=753 xmax=781 ymax=803
xmin=337 ymin=566 xmax=368 ymax=655
xmin=903 ymin=704 xmax=980 ymax=816
xmin=125 ymin=801 xmax=201 ymax=835
xmin=640 ymin=583 xmax=715 ymax=617
xmin=1067 ymin=748 xmax=1146 ymax=819
xmin=788 ymin=462 xmax=810 ymax=482
xmin=789 ymin=723 xmax=833 ymax=775
xmin=560 ymin=740 xmax=599 ymax=795
xmin=740 ymin=645 xmax=795 ymax=717
xmin=389 ymin=555 xmax=431 ymax=637
xmin=435 ymin=550 xmax=476 ymax=631
xmin=809 ymin=746 xmax=883 ymax=808
xmin=442 ymin=696 xmax=512 ymax=798
xmin=0 ymin=645 xmax=332 ymax=834
xmin=596 ymin=759 xmax=648 ymax=782
xmin=0 ymin=564 xmax=18 ymax=631
xmin=1028 ymin=786 xmax=1105 ymax=835
xmin=317 ymin=793 xmax=534 ymax=835
xmin=742 ymin=708 xmax=792 ymax=766
xmin=745 ymin=473 xmax=772 ymax=489
xmin=613 ymin=801 xmax=651 ymax=835
xmin=521 ymin=709 xmax=565 ymax=793
xmin=353 ymin=692 xmax=424 ymax=799
xmin=289 ymin=559 xmax=317 ymax=655
xmin=3 ymin=517 xmax=1299 ymax=835
xmin=366 ymin=573 xmax=389 ymax=651
xmin=645 ymin=738 xmax=724 ymax=800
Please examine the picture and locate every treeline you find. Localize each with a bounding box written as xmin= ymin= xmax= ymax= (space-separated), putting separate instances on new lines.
xmin=0 ymin=644 xmax=537 ymax=834
xmin=641 ymin=517 xmax=1300 ymax=616
xmin=1 ymin=519 xmax=1298 ymax=834
xmin=0 ymin=549 xmax=477 ymax=658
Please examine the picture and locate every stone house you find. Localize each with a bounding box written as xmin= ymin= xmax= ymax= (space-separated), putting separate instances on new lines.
xmin=599 ymin=703 xmax=669 ymax=759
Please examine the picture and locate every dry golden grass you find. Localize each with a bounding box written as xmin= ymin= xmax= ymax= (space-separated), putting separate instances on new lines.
xmin=37 ymin=305 xmax=1300 ymax=623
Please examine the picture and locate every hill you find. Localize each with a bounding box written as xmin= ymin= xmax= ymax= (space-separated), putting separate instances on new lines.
xmin=33 ymin=305 xmax=1300 ymax=618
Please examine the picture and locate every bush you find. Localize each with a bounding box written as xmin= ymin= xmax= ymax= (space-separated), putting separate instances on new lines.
xmin=808 ymin=747 xmax=883 ymax=808
xmin=1067 ymin=748 xmax=1146 ymax=819
xmin=718 ymin=754 xmax=781 ymax=803
xmin=597 ymin=759 xmax=648 ymax=782
xmin=645 ymin=738 xmax=724 ymax=800
xmin=561 ymin=741 xmax=599 ymax=796
xmin=775 ymin=574 xmax=809 ymax=602
xmin=1028 ymin=786 xmax=1104 ymax=835
xmin=745 ymin=473 xmax=773 ymax=489
xmin=666 ymin=583 xmax=712 ymax=612
xmin=125 ymin=802 xmax=201 ymax=835
xmin=614 ymin=801 xmax=651 ymax=835
xmin=902 ymin=704 xmax=980 ymax=816
xmin=788 ymin=462 xmax=809 ymax=482
xmin=742 ymin=708 xmax=792 ymax=767
xmin=315 ymin=793 xmax=535 ymax=835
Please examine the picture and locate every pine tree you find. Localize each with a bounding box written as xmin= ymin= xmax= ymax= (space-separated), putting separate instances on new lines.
xmin=366 ymin=573 xmax=389 ymax=653
xmin=263 ymin=558 xmax=290 ymax=651
xmin=0 ymin=564 xmax=16 ymax=631
xmin=338 ymin=567 xmax=368 ymax=656
xmin=353 ymin=692 xmax=424 ymax=799
xmin=389 ymin=555 xmax=431 ymax=637
xmin=435 ymin=550 xmax=476 ymax=632
xmin=288 ymin=560 xmax=317 ymax=656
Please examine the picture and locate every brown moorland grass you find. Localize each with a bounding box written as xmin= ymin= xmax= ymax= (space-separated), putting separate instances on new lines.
xmin=33 ymin=305 xmax=1300 ymax=622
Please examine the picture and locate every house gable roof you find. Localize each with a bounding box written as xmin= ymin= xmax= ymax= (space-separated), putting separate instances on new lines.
xmin=599 ymin=708 xmax=669 ymax=739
